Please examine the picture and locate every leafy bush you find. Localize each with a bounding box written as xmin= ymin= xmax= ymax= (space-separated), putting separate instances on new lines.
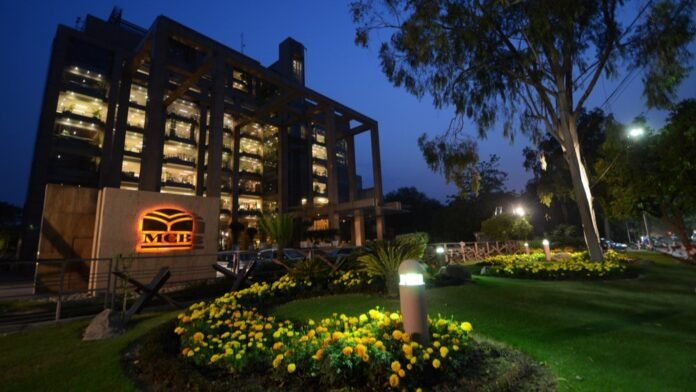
xmin=480 ymin=213 xmax=533 ymax=241
xmin=481 ymin=250 xmax=631 ymax=280
xmin=549 ymin=224 xmax=585 ymax=247
xmin=289 ymin=257 xmax=331 ymax=282
xmin=433 ymin=265 xmax=472 ymax=287
xmin=395 ymin=232 xmax=429 ymax=257
xmin=358 ymin=240 xmax=426 ymax=296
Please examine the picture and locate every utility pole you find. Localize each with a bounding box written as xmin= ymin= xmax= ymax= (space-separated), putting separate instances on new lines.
xmin=642 ymin=212 xmax=652 ymax=249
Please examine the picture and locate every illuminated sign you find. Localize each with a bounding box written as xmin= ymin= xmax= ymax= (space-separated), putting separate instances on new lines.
xmin=137 ymin=207 xmax=194 ymax=252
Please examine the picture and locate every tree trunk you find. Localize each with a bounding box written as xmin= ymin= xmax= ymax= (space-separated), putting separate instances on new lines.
xmin=561 ymin=121 xmax=604 ymax=262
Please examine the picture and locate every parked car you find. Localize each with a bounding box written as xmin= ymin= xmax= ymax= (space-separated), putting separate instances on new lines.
xmin=600 ymin=238 xmax=628 ymax=251
xmin=257 ymin=248 xmax=307 ymax=263
xmin=216 ymin=250 xmax=256 ymax=277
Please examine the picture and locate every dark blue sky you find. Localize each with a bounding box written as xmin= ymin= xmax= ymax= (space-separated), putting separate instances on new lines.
xmin=1 ymin=0 xmax=694 ymax=207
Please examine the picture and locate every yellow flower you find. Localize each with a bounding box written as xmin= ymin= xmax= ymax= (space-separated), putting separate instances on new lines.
xmin=432 ymin=358 xmax=441 ymax=368
xmin=314 ymin=348 xmax=324 ymax=360
xmin=440 ymin=346 xmax=449 ymax=358
xmin=403 ymin=343 xmax=412 ymax=356
xmin=355 ymin=344 xmax=367 ymax=357
xmin=287 ymin=363 xmax=296 ymax=373
xmin=389 ymin=373 xmax=399 ymax=387
xmin=460 ymin=322 xmax=473 ymax=333
xmin=398 ymin=369 xmax=405 ymax=377
xmin=210 ymin=354 xmax=220 ymax=363
xmin=390 ymin=313 xmax=400 ymax=321
xmin=391 ymin=361 xmax=401 ymax=372
xmin=392 ymin=330 xmax=403 ymax=340
xmin=361 ymin=353 xmax=370 ymax=362
xmin=342 ymin=346 xmax=353 ymax=356
xmin=193 ymin=332 xmax=205 ymax=342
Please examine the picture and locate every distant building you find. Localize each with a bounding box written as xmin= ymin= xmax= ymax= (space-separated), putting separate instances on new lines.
xmin=20 ymin=9 xmax=395 ymax=259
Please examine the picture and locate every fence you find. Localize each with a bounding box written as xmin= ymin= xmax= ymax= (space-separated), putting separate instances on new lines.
xmin=428 ymin=241 xmax=521 ymax=264
xmin=0 ymin=252 xmax=229 ymax=330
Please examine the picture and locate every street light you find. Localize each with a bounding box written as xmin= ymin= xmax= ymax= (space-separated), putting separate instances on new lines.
xmin=513 ymin=206 xmax=525 ymax=216
xmin=592 ymin=125 xmax=645 ymax=189
xmin=628 ymin=127 xmax=645 ymax=138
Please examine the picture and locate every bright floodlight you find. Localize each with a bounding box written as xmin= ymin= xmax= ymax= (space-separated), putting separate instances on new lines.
xmin=524 ymin=242 xmax=529 ymax=247
xmin=513 ymin=206 xmax=525 ymax=216
xmin=399 ymin=273 xmax=425 ymax=286
xmin=628 ymin=127 xmax=645 ymax=138
xmin=542 ymin=239 xmax=550 ymax=246
xmin=435 ymin=246 xmax=445 ymax=254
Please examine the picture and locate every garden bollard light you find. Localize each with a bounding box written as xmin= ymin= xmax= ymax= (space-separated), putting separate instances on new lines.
xmin=399 ymin=259 xmax=430 ymax=345
xmin=542 ymin=239 xmax=551 ymax=261
xmin=524 ymin=242 xmax=530 ymax=254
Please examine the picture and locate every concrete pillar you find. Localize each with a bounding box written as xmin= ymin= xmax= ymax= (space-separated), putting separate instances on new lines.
xmin=278 ymin=121 xmax=289 ymax=214
xmin=105 ymin=64 xmax=132 ymax=188
xmin=353 ymin=209 xmax=365 ymax=246
xmin=206 ymin=54 xmax=226 ymax=197
xmin=370 ymin=124 xmax=384 ymax=240
xmin=231 ymin=124 xmax=242 ymax=223
xmin=99 ymin=50 xmax=126 ymax=188
xmin=346 ymin=135 xmax=357 ymax=201
xmin=195 ymin=104 xmax=208 ymax=196
xmin=370 ymin=124 xmax=384 ymax=205
xmin=139 ymin=25 xmax=169 ymax=191
xmin=325 ymin=106 xmax=339 ymax=207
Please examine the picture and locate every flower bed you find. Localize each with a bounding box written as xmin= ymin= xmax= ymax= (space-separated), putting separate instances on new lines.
xmin=481 ymin=250 xmax=632 ymax=280
xmin=174 ymin=275 xmax=474 ymax=390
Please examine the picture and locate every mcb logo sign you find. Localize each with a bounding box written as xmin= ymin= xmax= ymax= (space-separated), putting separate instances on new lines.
xmin=137 ymin=207 xmax=194 ymax=252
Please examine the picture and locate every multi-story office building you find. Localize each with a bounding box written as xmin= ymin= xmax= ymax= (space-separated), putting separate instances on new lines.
xmin=20 ymin=9 xmax=393 ymax=259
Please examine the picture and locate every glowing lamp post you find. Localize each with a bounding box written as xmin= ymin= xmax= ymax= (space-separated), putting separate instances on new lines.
xmin=542 ymin=239 xmax=551 ymax=261
xmin=524 ymin=242 xmax=530 ymax=254
xmin=399 ymin=259 xmax=429 ymax=345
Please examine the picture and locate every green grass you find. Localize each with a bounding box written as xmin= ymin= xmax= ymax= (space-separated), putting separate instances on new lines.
xmin=0 ymin=311 xmax=176 ymax=391
xmin=272 ymin=251 xmax=696 ymax=392
xmin=1 ymin=251 xmax=694 ymax=391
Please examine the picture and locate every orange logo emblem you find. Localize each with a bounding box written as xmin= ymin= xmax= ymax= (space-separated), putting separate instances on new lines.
xmin=137 ymin=208 xmax=194 ymax=252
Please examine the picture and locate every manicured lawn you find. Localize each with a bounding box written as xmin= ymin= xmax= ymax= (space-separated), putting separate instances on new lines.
xmin=273 ymin=252 xmax=696 ymax=392
xmin=1 ymin=251 xmax=693 ymax=391
xmin=0 ymin=311 xmax=176 ymax=391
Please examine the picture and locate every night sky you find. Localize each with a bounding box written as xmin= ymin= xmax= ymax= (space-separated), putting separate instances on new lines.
xmin=1 ymin=0 xmax=694 ymax=207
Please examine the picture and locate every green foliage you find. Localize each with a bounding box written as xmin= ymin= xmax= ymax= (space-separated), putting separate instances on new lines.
xmin=417 ymin=134 xmax=479 ymax=195
xmin=549 ymin=224 xmax=585 ymax=247
xmin=259 ymin=214 xmax=295 ymax=263
xmin=352 ymin=0 xmax=695 ymax=262
xmin=290 ymin=257 xmax=331 ymax=282
xmin=358 ymin=240 xmax=426 ymax=296
xmin=601 ymin=99 xmax=696 ymax=259
xmin=480 ymin=213 xmax=533 ymax=241
xmin=394 ymin=232 xmax=429 ymax=257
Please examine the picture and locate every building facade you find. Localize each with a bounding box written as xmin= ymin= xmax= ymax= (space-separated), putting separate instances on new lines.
xmin=20 ymin=9 xmax=393 ymax=259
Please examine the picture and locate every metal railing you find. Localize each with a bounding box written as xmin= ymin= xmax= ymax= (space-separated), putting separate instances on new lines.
xmin=0 ymin=252 xmax=231 ymax=330
xmin=427 ymin=241 xmax=521 ymax=264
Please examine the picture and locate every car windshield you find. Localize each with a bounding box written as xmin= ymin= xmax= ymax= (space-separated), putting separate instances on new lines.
xmin=285 ymin=250 xmax=305 ymax=259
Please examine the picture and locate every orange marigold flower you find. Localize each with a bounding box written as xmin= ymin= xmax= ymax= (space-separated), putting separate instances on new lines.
xmin=389 ymin=373 xmax=399 ymax=387
xmin=342 ymin=346 xmax=353 ymax=356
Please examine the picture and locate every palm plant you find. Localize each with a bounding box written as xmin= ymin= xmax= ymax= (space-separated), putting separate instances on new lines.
xmin=259 ymin=213 xmax=295 ymax=267
xmin=358 ymin=239 xmax=426 ymax=296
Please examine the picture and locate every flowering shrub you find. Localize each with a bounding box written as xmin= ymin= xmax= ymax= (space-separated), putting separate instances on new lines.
xmin=329 ymin=270 xmax=382 ymax=293
xmin=175 ymin=275 xmax=474 ymax=390
xmin=483 ymin=250 xmax=630 ymax=280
